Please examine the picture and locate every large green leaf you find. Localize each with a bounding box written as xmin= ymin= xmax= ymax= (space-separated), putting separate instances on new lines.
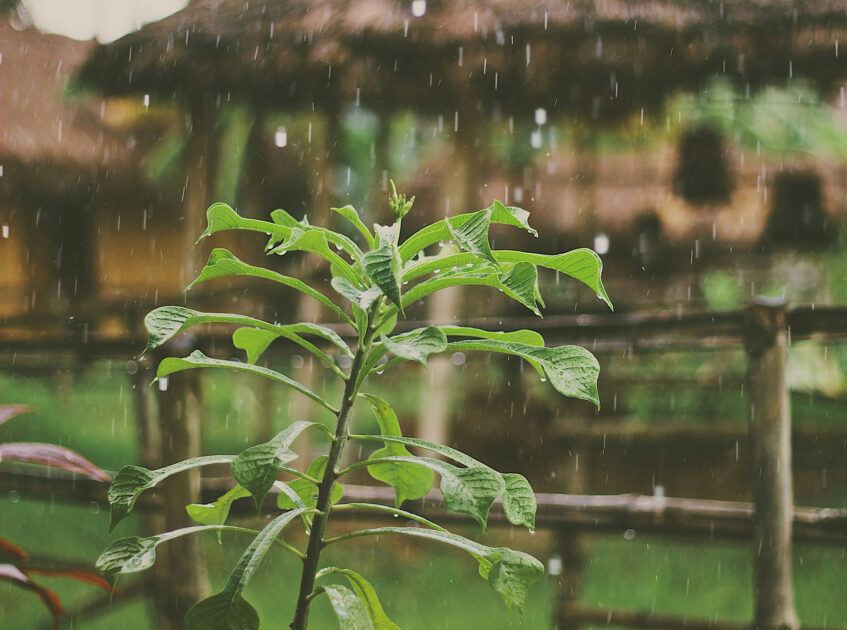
xmin=108 ymin=456 xmax=234 ymax=531
xmin=184 ymin=508 xmax=310 ymax=630
xmin=399 ymin=201 xmax=537 ymax=262
xmin=332 ymin=205 xmax=375 ymax=249
xmin=364 ymin=456 xmax=503 ymax=529
xmin=439 ymin=326 xmax=544 ymax=347
xmin=231 ymin=422 xmax=314 ymax=506
xmin=187 ymin=486 xmax=252 ymax=541
xmin=157 ymin=350 xmax=338 ymax=413
xmin=322 ymin=585 xmax=375 ymax=630
xmin=317 ymin=568 xmax=399 ymax=630
xmin=363 ymin=226 xmax=404 ymax=315
xmin=501 ymin=474 xmax=536 ymax=530
xmin=380 ymin=327 xmax=447 ymax=368
xmin=498 ymin=262 xmax=542 ymax=316
xmin=325 ymin=527 xmax=544 ymax=613
xmin=187 ymin=248 xmax=352 ymax=324
xmin=231 ymin=326 xmax=348 ymax=378
xmin=360 ymin=394 xmax=434 ymax=507
xmin=446 ymin=340 xmax=601 ymax=407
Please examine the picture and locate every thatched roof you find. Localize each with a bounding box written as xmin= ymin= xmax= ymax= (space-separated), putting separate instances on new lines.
xmin=78 ymin=0 xmax=847 ymax=120
xmin=0 ymin=20 xmax=142 ymax=189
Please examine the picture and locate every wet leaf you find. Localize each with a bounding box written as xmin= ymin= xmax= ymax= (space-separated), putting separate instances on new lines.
xmin=0 ymin=443 xmax=110 ymax=481
xmin=501 ymin=474 xmax=536 ymax=530
xmin=322 ymin=585 xmax=375 ymax=630
xmin=380 ymin=327 xmax=447 ymax=367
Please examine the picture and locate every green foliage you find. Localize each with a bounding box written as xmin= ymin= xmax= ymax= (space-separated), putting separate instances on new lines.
xmin=100 ymin=190 xmax=611 ymax=629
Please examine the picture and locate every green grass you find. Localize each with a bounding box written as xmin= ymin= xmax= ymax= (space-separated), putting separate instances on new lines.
xmin=4 ymin=362 xmax=847 ymax=628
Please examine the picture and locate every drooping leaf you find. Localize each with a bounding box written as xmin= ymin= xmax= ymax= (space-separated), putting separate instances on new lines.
xmin=380 ymin=327 xmax=447 ymax=368
xmin=501 ymin=474 xmax=536 ymax=530
xmin=157 ymin=351 xmax=338 ymax=413
xmin=399 ymin=201 xmax=537 ymax=262
xmin=360 ymin=394 xmax=433 ymax=507
xmin=184 ymin=509 xmax=309 ymax=630
xmin=365 ymin=456 xmax=503 ymax=529
xmin=231 ymin=327 xmax=347 ymax=377
xmin=317 ymin=568 xmax=400 ymax=630
xmin=23 ymin=567 xmax=113 ymax=592
xmin=447 ymin=207 xmax=498 ymax=267
xmin=187 ymin=248 xmax=352 ymax=324
xmin=0 ymin=443 xmax=110 ymax=481
xmin=438 ymin=326 xmax=544 ymax=347
xmin=108 ymin=455 xmax=234 ymax=531
xmin=187 ymin=485 xmax=252 ymax=540
xmin=332 ymin=205 xmax=375 ymax=249
xmin=446 ymin=340 xmax=601 ymax=407
xmin=322 ymin=584 xmax=375 ymax=630
xmin=0 ymin=563 xmax=64 ymax=628
xmin=498 ymin=262 xmax=542 ymax=316
xmin=362 ymin=231 xmax=404 ymax=315
xmin=325 ymin=527 xmax=544 ymax=613
xmin=0 ymin=405 xmax=33 ymax=426
xmin=231 ymin=421 xmax=315 ymax=506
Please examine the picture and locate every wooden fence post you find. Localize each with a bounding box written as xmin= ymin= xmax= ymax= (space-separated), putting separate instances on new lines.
xmin=744 ymin=298 xmax=798 ymax=630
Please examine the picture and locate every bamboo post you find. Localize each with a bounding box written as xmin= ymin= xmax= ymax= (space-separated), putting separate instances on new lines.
xmin=744 ymin=297 xmax=798 ymax=630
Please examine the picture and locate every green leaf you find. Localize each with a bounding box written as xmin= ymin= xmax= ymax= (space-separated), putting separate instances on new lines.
xmin=267 ymin=227 xmax=360 ymax=286
xmin=332 ymin=276 xmax=382 ymax=310
xmin=185 ymin=508 xmax=310 ymax=630
xmin=108 ymin=456 xmax=234 ymax=531
xmin=446 ymin=340 xmax=601 ymax=407
xmin=501 ymin=474 xmax=536 ymax=530
xmin=498 ymin=262 xmax=541 ymax=316
xmin=187 ymin=248 xmax=352 ymax=324
xmin=231 ymin=323 xmax=351 ymax=375
xmin=317 ymin=568 xmax=399 ymax=630
xmin=277 ymin=456 xmax=343 ymax=510
xmin=270 ymin=208 xmax=364 ymax=263
xmin=447 ymin=207 xmax=498 ymax=267
xmin=363 ymin=229 xmax=404 ymax=315
xmin=366 ymin=456 xmax=503 ymax=529
xmin=157 ymin=350 xmax=338 ymax=413
xmin=198 ymin=202 xmax=288 ymax=243
xmin=399 ymin=201 xmax=537 ymax=262
xmin=360 ymin=394 xmax=434 ymax=507
xmin=231 ymin=422 xmax=314 ymax=506
xmin=498 ymin=248 xmax=612 ymax=311
xmin=322 ymin=585 xmax=375 ymax=630
xmin=380 ymin=327 xmax=447 ymax=368
xmin=187 ymin=486 xmax=252 ymax=541
xmin=439 ymin=326 xmax=544 ymax=347
xmin=97 ymin=525 xmax=249 ymax=576
xmin=326 ymin=527 xmax=543 ymax=613
xmin=332 ymin=205 xmax=375 ymax=249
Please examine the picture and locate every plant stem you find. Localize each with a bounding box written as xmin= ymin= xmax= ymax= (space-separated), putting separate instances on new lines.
xmin=289 ymin=316 xmax=378 ymax=630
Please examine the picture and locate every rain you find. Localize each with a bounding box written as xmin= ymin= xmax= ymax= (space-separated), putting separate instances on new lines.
xmin=2 ymin=0 xmax=847 ymax=629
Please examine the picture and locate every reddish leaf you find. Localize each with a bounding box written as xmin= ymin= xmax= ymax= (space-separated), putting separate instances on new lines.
xmin=0 ymin=443 xmax=111 ymax=482
xmin=25 ymin=567 xmax=115 ymax=593
xmin=0 ymin=537 xmax=29 ymax=561
xmin=0 ymin=563 xmax=64 ymax=629
xmin=0 ymin=405 xmax=33 ymax=427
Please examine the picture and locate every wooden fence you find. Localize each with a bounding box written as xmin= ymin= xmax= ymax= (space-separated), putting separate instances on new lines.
xmin=4 ymin=301 xmax=847 ymax=628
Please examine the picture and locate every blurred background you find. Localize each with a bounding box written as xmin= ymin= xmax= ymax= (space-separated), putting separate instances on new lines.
xmin=4 ymin=0 xmax=847 ymax=628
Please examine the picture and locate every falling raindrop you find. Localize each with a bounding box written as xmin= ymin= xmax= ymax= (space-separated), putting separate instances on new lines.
xmin=158 ymin=376 xmax=169 ymax=392
xmin=274 ymin=126 xmax=288 ymax=147
xmin=143 ymin=93 xmax=150 ymax=108
xmin=530 ymin=130 xmax=542 ymax=148
xmin=1 ymin=225 xmax=8 ymax=239
xmin=594 ymin=233 xmax=610 ymax=255
xmin=534 ymin=108 xmax=547 ymax=126
xmin=411 ymin=0 xmax=426 ymax=17
xmin=624 ymin=529 xmax=636 ymax=540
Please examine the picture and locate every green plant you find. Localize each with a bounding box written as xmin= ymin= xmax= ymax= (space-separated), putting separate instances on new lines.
xmin=95 ymin=187 xmax=612 ymax=629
